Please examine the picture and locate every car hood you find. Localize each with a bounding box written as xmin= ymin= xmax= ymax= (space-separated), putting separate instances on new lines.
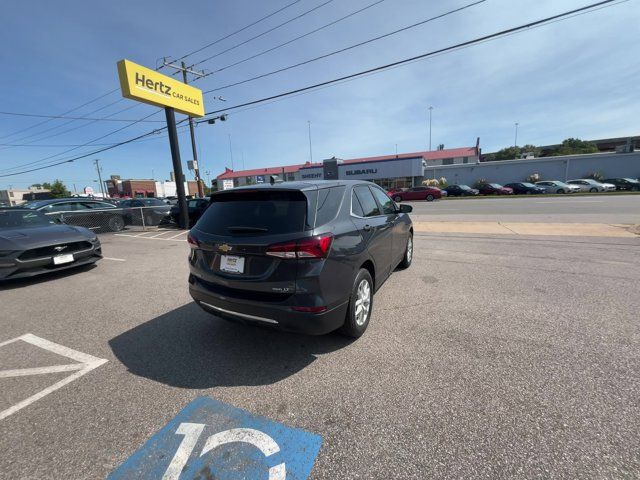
xmin=0 ymin=224 xmax=95 ymax=250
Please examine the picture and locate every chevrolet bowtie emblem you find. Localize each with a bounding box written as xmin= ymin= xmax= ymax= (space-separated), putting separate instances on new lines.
xmin=219 ymin=244 xmax=232 ymax=253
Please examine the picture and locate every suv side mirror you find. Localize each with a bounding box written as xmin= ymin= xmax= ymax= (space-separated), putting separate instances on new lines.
xmin=399 ymin=204 xmax=412 ymax=213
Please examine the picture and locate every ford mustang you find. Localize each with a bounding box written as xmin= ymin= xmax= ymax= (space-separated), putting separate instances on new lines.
xmin=0 ymin=208 xmax=102 ymax=281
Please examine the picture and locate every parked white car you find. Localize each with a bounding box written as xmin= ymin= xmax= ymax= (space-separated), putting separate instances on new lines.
xmin=535 ymin=180 xmax=580 ymax=194
xmin=600 ymin=181 xmax=617 ymax=191
xmin=567 ymin=179 xmax=614 ymax=192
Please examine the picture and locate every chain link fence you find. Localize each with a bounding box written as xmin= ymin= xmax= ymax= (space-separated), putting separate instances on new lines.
xmin=44 ymin=205 xmax=179 ymax=234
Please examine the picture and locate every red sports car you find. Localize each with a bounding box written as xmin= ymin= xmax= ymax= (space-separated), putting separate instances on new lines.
xmin=390 ymin=186 xmax=442 ymax=202
xmin=477 ymin=183 xmax=513 ymax=195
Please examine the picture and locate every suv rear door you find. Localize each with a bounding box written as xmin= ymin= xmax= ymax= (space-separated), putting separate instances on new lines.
xmin=191 ymin=189 xmax=312 ymax=298
xmin=350 ymin=185 xmax=393 ymax=281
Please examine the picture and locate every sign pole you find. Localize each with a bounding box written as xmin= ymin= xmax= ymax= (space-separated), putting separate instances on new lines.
xmin=164 ymin=107 xmax=189 ymax=229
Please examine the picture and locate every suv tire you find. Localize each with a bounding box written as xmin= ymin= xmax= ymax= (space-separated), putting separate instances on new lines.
xmin=341 ymin=268 xmax=374 ymax=338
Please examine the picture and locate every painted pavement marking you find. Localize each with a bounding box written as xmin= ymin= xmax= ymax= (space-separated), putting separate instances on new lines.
xmin=0 ymin=333 xmax=107 ymax=421
xmin=108 ymin=397 xmax=322 ymax=480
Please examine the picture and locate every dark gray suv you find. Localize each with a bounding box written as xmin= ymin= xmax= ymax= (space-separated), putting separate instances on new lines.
xmin=188 ymin=180 xmax=413 ymax=337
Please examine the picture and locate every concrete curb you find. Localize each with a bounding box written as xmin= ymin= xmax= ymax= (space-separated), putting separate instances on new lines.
xmin=413 ymin=222 xmax=638 ymax=237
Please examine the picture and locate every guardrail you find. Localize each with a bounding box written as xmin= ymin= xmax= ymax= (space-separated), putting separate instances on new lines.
xmin=44 ymin=205 xmax=178 ymax=233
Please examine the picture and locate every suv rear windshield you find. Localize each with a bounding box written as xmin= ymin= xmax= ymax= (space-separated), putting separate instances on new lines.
xmin=200 ymin=190 xmax=308 ymax=235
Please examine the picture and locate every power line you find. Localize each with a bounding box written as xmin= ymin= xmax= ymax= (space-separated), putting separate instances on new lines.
xmin=202 ymin=0 xmax=386 ymax=78
xmin=0 ymin=98 xmax=134 ymax=149
xmin=0 ymin=88 xmax=120 ymax=141
xmin=203 ymin=0 xmax=487 ymax=93
xmin=0 ymin=127 xmax=171 ymax=178
xmin=0 ymin=110 xmax=166 ymax=122
xmin=188 ymin=0 xmax=335 ymax=69
xmin=174 ymin=0 xmax=305 ymax=61
xmin=0 ymin=1 xmax=310 ymax=156
xmin=201 ymin=0 xmax=623 ymax=111
xmin=1 ymin=0 xmax=628 ymax=178
xmin=0 ymin=111 xmax=161 ymax=173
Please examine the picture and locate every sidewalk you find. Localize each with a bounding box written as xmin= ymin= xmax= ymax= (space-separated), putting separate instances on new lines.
xmin=413 ymin=221 xmax=638 ymax=237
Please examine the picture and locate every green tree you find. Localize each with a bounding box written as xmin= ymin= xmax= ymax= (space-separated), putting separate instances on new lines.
xmin=551 ymin=138 xmax=598 ymax=156
xmin=49 ymin=179 xmax=70 ymax=198
xmin=41 ymin=182 xmax=52 ymax=190
xmin=494 ymin=146 xmax=521 ymax=161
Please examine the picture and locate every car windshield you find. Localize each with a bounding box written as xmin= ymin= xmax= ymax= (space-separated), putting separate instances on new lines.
xmin=489 ymin=183 xmax=502 ymax=188
xmin=141 ymin=198 xmax=166 ymax=206
xmin=521 ymin=183 xmax=536 ymax=187
xmin=459 ymin=185 xmax=471 ymax=190
xmin=20 ymin=200 xmax=53 ymax=209
xmin=0 ymin=209 xmax=54 ymax=228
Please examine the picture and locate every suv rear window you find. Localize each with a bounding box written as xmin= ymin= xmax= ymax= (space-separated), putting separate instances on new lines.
xmin=315 ymin=186 xmax=345 ymax=226
xmin=200 ymin=190 xmax=308 ymax=235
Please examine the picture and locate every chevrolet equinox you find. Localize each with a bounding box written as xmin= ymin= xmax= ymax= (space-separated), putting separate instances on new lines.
xmin=188 ymin=180 xmax=413 ymax=337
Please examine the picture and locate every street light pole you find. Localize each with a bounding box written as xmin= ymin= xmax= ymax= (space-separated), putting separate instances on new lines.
xmin=94 ymin=159 xmax=105 ymax=198
xmin=514 ymin=122 xmax=519 ymax=147
xmin=428 ymin=106 xmax=433 ymax=151
xmin=228 ymin=134 xmax=234 ymax=170
xmin=307 ymin=120 xmax=313 ymax=163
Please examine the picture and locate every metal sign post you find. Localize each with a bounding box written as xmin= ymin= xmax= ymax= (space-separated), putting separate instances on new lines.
xmin=164 ymin=107 xmax=189 ymax=229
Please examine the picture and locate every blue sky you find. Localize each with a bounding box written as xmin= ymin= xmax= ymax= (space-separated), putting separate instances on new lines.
xmin=0 ymin=0 xmax=638 ymax=190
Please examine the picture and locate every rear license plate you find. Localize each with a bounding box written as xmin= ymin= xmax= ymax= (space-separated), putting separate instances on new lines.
xmin=220 ymin=255 xmax=245 ymax=273
xmin=53 ymin=254 xmax=74 ymax=265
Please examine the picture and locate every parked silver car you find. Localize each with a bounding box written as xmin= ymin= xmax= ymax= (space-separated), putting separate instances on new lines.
xmin=535 ymin=180 xmax=580 ymax=194
xmin=567 ymin=179 xmax=615 ymax=192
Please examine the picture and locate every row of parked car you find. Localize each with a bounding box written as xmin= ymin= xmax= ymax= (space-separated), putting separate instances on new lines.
xmin=387 ymin=177 xmax=640 ymax=201
xmin=9 ymin=196 xmax=211 ymax=232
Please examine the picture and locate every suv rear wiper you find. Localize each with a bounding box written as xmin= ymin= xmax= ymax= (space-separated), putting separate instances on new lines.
xmin=227 ymin=226 xmax=269 ymax=233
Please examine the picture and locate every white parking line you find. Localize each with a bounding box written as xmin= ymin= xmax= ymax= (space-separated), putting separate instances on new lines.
xmin=114 ymin=232 xmax=187 ymax=242
xmin=167 ymin=231 xmax=188 ymax=239
xmin=103 ymin=257 xmax=126 ymax=262
xmin=147 ymin=231 xmax=171 ymax=238
xmin=0 ymin=334 xmax=107 ymax=421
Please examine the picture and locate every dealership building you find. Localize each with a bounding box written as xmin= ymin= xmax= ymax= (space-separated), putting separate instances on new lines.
xmin=215 ymin=146 xmax=480 ymax=190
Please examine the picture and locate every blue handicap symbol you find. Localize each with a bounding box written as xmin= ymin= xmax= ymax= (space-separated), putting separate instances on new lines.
xmin=108 ymin=397 xmax=323 ymax=480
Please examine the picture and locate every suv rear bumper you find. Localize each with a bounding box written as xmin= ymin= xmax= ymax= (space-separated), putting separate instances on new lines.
xmin=189 ymin=275 xmax=348 ymax=335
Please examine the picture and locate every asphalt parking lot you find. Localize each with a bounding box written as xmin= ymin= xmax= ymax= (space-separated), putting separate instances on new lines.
xmin=1 ymin=223 xmax=640 ymax=479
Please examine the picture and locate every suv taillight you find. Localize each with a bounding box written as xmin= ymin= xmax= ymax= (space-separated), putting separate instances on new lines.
xmin=187 ymin=233 xmax=199 ymax=248
xmin=266 ymin=234 xmax=333 ymax=259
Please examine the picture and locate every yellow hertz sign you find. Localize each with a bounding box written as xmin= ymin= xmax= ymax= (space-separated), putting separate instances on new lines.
xmin=117 ymin=59 xmax=204 ymax=117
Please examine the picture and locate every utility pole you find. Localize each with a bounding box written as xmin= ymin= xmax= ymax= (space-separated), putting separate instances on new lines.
xmin=162 ymin=58 xmax=207 ymax=198
xmin=308 ymin=120 xmax=313 ymax=163
xmin=514 ymin=122 xmax=519 ymax=147
xmin=94 ymin=159 xmax=105 ymax=198
xmin=181 ymin=61 xmax=204 ymax=198
xmin=428 ymin=106 xmax=433 ymax=151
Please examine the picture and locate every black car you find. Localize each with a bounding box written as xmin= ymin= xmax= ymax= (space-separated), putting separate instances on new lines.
xmin=21 ymin=198 xmax=125 ymax=232
xmin=119 ymin=198 xmax=172 ymax=226
xmin=443 ymin=184 xmax=479 ymax=196
xmin=0 ymin=208 xmax=102 ymax=280
xmin=188 ymin=180 xmax=413 ymax=338
xmin=504 ymin=182 xmax=546 ymax=194
xmin=170 ymin=198 xmax=210 ymax=227
xmin=602 ymin=178 xmax=640 ymax=191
